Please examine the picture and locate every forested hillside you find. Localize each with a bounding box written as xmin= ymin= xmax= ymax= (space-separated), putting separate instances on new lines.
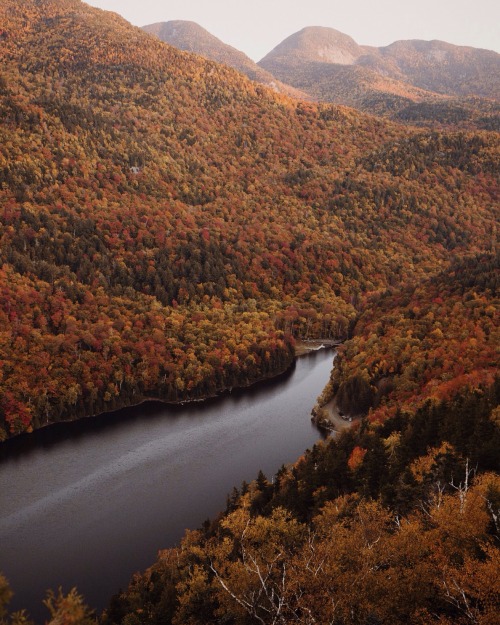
xmin=0 ymin=0 xmax=499 ymax=622
xmin=141 ymin=21 xmax=307 ymax=99
xmin=0 ymin=0 xmax=498 ymax=440
xmin=318 ymin=252 xmax=499 ymax=422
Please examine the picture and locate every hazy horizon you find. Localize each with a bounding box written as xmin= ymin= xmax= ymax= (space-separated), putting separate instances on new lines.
xmin=84 ymin=0 xmax=500 ymax=61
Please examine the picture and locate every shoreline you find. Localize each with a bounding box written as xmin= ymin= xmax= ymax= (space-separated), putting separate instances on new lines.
xmin=311 ymin=396 xmax=362 ymax=434
xmin=2 ymin=340 xmax=340 ymax=445
xmin=31 ymin=359 xmax=295 ymax=438
xmin=82 ymin=341 xmax=339 ymax=419
xmin=294 ymin=338 xmax=341 ymax=357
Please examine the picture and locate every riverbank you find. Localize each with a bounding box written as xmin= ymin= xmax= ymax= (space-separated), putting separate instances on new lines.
xmin=302 ymin=340 xmax=361 ymax=434
xmin=5 ymin=339 xmax=343 ymax=444
xmin=311 ymin=395 xmax=361 ymax=433
xmin=2 ymin=347 xmax=299 ymax=444
xmin=294 ymin=339 xmax=341 ymax=357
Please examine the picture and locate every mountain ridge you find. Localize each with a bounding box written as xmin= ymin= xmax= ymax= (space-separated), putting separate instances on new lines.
xmin=259 ymin=25 xmax=500 ymax=100
xmin=140 ymin=19 xmax=500 ymax=128
xmin=141 ymin=20 xmax=309 ymax=99
xmin=258 ymin=25 xmax=500 ymax=126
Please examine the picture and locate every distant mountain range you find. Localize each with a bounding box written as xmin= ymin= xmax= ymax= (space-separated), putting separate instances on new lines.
xmin=143 ymin=22 xmax=500 ymax=128
xmin=259 ymin=26 xmax=500 ymax=100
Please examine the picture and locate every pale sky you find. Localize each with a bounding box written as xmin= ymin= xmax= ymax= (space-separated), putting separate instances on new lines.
xmin=84 ymin=0 xmax=500 ymax=61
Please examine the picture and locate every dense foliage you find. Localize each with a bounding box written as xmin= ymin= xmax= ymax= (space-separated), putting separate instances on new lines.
xmin=1 ymin=0 xmax=498 ymax=439
xmin=319 ymin=251 xmax=499 ymax=420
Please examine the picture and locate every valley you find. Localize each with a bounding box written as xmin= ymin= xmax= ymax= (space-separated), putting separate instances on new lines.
xmin=0 ymin=1 xmax=498 ymax=623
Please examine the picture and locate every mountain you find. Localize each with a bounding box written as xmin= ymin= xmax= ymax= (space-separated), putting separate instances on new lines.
xmin=259 ymin=26 xmax=500 ymax=127
xmin=260 ymin=26 xmax=365 ymax=67
xmin=0 ymin=0 xmax=498 ymax=621
xmin=369 ymin=39 xmax=500 ymax=99
xmin=142 ymin=20 xmax=307 ymax=98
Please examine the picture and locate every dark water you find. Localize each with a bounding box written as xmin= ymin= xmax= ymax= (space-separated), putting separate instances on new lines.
xmin=0 ymin=349 xmax=334 ymax=622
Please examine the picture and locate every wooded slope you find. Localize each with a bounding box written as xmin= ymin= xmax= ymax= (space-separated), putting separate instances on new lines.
xmin=0 ymin=0 xmax=498 ymax=447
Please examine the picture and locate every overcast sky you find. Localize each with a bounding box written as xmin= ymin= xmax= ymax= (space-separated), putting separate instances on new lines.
xmin=85 ymin=0 xmax=500 ymax=61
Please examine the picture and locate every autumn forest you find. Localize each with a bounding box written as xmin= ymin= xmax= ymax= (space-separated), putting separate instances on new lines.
xmin=0 ymin=0 xmax=499 ymax=623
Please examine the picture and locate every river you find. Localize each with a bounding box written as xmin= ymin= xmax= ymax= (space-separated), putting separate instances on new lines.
xmin=0 ymin=349 xmax=334 ymax=622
